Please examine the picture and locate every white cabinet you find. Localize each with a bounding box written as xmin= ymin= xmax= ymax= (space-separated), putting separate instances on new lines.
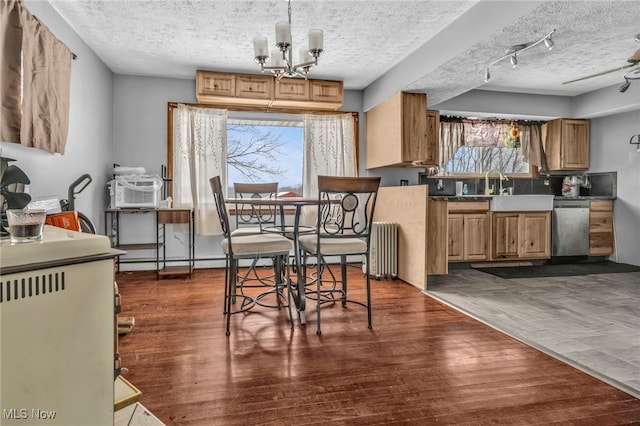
xmin=0 ymin=227 xmax=118 ymax=425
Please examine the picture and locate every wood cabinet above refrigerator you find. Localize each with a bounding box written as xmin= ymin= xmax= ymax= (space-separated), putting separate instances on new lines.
xmin=365 ymin=91 xmax=439 ymax=168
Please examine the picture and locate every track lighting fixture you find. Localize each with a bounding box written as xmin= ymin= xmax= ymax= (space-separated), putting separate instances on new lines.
xmin=484 ymin=29 xmax=555 ymax=82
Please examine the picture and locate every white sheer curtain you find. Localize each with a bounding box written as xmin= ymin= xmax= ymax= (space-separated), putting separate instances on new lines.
xmin=303 ymin=114 xmax=357 ymax=197
xmin=302 ymin=114 xmax=357 ymax=224
xmin=174 ymin=104 xmax=227 ymax=235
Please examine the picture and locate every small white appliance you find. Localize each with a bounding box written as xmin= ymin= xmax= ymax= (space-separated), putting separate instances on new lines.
xmin=110 ymin=176 xmax=162 ymax=208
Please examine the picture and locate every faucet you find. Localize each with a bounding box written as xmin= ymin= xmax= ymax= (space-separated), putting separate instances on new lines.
xmin=484 ymin=169 xmax=508 ymax=195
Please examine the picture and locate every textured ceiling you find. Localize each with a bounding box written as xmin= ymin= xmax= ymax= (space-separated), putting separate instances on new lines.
xmin=48 ymin=0 xmax=640 ymax=107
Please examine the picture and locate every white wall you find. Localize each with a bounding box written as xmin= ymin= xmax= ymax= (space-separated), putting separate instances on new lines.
xmin=0 ymin=0 xmax=114 ymax=233
xmin=590 ymin=110 xmax=640 ymax=266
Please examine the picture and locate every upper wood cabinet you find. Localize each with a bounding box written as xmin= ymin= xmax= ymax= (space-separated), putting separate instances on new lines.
xmin=542 ymin=118 xmax=590 ymax=170
xmin=366 ymin=92 xmax=439 ymax=169
xmin=197 ymin=71 xmax=236 ymax=98
xmin=274 ymin=77 xmax=309 ymax=100
xmin=196 ymin=70 xmax=343 ymax=110
xmin=424 ymin=110 xmax=440 ymax=166
xmin=310 ymin=80 xmax=344 ymax=103
xmin=236 ymin=75 xmax=273 ymax=100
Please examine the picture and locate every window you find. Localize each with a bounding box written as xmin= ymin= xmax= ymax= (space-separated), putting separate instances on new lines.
xmin=227 ymin=116 xmax=303 ymax=196
xmin=441 ymin=119 xmax=530 ymax=175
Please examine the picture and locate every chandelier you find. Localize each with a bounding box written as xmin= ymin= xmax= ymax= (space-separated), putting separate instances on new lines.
xmin=252 ymin=0 xmax=324 ymax=80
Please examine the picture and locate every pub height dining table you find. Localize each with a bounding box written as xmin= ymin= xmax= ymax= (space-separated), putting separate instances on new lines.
xmin=225 ymin=196 xmax=321 ymax=325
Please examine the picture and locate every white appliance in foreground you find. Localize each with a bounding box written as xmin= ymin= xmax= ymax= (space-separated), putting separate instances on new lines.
xmin=1 ymin=226 xmax=118 ymax=426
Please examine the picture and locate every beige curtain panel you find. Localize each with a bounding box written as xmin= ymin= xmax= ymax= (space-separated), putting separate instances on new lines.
xmin=0 ymin=0 xmax=23 ymax=143
xmin=0 ymin=0 xmax=72 ymax=154
xmin=519 ymin=123 xmax=546 ymax=171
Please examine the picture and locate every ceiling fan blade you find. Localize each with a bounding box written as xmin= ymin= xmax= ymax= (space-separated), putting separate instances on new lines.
xmin=562 ymin=63 xmax=636 ymax=85
xmin=628 ymin=48 xmax=640 ymax=64
xmin=0 ymin=165 xmax=30 ymax=186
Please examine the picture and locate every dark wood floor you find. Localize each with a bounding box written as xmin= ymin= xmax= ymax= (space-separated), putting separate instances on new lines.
xmin=116 ymin=266 xmax=640 ymax=425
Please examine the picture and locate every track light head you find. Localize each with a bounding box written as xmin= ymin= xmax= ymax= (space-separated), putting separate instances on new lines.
xmin=510 ymin=54 xmax=518 ymax=68
xmin=484 ymin=68 xmax=490 ymax=82
xmin=619 ymin=78 xmax=631 ymax=93
xmin=544 ymin=37 xmax=554 ymax=50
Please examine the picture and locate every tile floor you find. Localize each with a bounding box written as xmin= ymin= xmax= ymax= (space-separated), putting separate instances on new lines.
xmin=426 ymin=268 xmax=640 ymax=399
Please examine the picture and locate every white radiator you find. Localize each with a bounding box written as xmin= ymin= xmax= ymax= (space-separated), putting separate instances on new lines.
xmin=364 ymin=222 xmax=398 ymax=279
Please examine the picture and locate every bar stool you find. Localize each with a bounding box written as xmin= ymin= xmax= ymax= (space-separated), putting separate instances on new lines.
xmin=298 ymin=175 xmax=381 ymax=335
xmin=210 ymin=176 xmax=293 ymax=336
xmin=231 ymin=182 xmax=278 ymax=236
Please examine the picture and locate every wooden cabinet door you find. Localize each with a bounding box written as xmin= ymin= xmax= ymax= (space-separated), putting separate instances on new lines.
xmin=492 ymin=213 xmax=520 ymax=258
xmin=520 ymin=212 xmax=551 ymax=258
xmin=366 ymin=92 xmax=404 ymax=168
xmin=236 ymin=75 xmax=273 ymax=100
xmin=274 ymin=78 xmax=310 ymax=100
xmin=447 ymin=214 xmax=464 ymax=261
xmin=464 ymin=213 xmax=488 ymax=260
xmin=310 ymin=80 xmax=343 ymax=103
xmin=590 ymin=200 xmax=614 ymax=255
xmin=401 ymin=92 xmax=428 ymax=164
xmin=196 ymin=71 xmax=235 ymax=97
xmin=544 ymin=118 xmax=590 ymax=170
xmin=561 ymin=119 xmax=589 ymax=169
xmin=423 ymin=110 xmax=440 ymax=166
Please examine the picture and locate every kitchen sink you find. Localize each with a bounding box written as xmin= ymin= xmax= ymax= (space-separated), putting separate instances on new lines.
xmin=490 ymin=194 xmax=554 ymax=211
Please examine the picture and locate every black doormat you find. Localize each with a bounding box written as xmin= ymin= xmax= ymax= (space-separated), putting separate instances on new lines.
xmin=474 ymin=261 xmax=640 ymax=279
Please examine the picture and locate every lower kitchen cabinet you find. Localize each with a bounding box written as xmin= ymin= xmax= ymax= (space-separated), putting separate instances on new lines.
xmin=492 ymin=211 xmax=551 ymax=260
xmin=589 ymin=200 xmax=615 ymax=256
xmin=448 ymin=201 xmax=490 ymax=262
xmin=492 ymin=213 xmax=520 ymax=258
xmin=520 ymin=212 xmax=552 ymax=258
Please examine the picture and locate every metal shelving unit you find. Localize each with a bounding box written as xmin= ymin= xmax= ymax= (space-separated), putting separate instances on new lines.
xmin=105 ymin=208 xmax=194 ymax=278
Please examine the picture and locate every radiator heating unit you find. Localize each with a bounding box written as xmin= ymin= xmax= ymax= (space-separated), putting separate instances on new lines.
xmin=364 ymin=222 xmax=398 ymax=279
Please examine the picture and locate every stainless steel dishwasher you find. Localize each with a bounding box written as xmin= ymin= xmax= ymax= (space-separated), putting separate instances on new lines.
xmin=552 ymin=199 xmax=590 ymax=256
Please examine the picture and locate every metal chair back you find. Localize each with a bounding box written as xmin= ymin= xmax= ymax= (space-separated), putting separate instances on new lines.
xmin=233 ymin=182 xmax=278 ymax=231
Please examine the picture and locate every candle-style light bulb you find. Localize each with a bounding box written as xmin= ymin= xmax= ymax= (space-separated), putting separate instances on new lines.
xmin=253 ymin=36 xmax=268 ymax=58
xmin=275 ymin=21 xmax=291 ymax=49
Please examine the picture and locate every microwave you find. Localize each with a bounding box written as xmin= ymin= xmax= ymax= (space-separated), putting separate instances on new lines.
xmin=110 ymin=177 xmax=161 ymax=208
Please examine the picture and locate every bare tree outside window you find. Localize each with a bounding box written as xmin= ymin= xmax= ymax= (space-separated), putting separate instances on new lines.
xmin=442 ymin=120 xmax=529 ymax=174
xmin=227 ymin=124 xmax=304 ymax=196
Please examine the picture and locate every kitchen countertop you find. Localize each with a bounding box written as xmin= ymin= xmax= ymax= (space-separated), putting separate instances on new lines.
xmin=553 ymin=195 xmax=616 ymax=200
xmin=429 ymin=195 xmax=616 ymax=201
